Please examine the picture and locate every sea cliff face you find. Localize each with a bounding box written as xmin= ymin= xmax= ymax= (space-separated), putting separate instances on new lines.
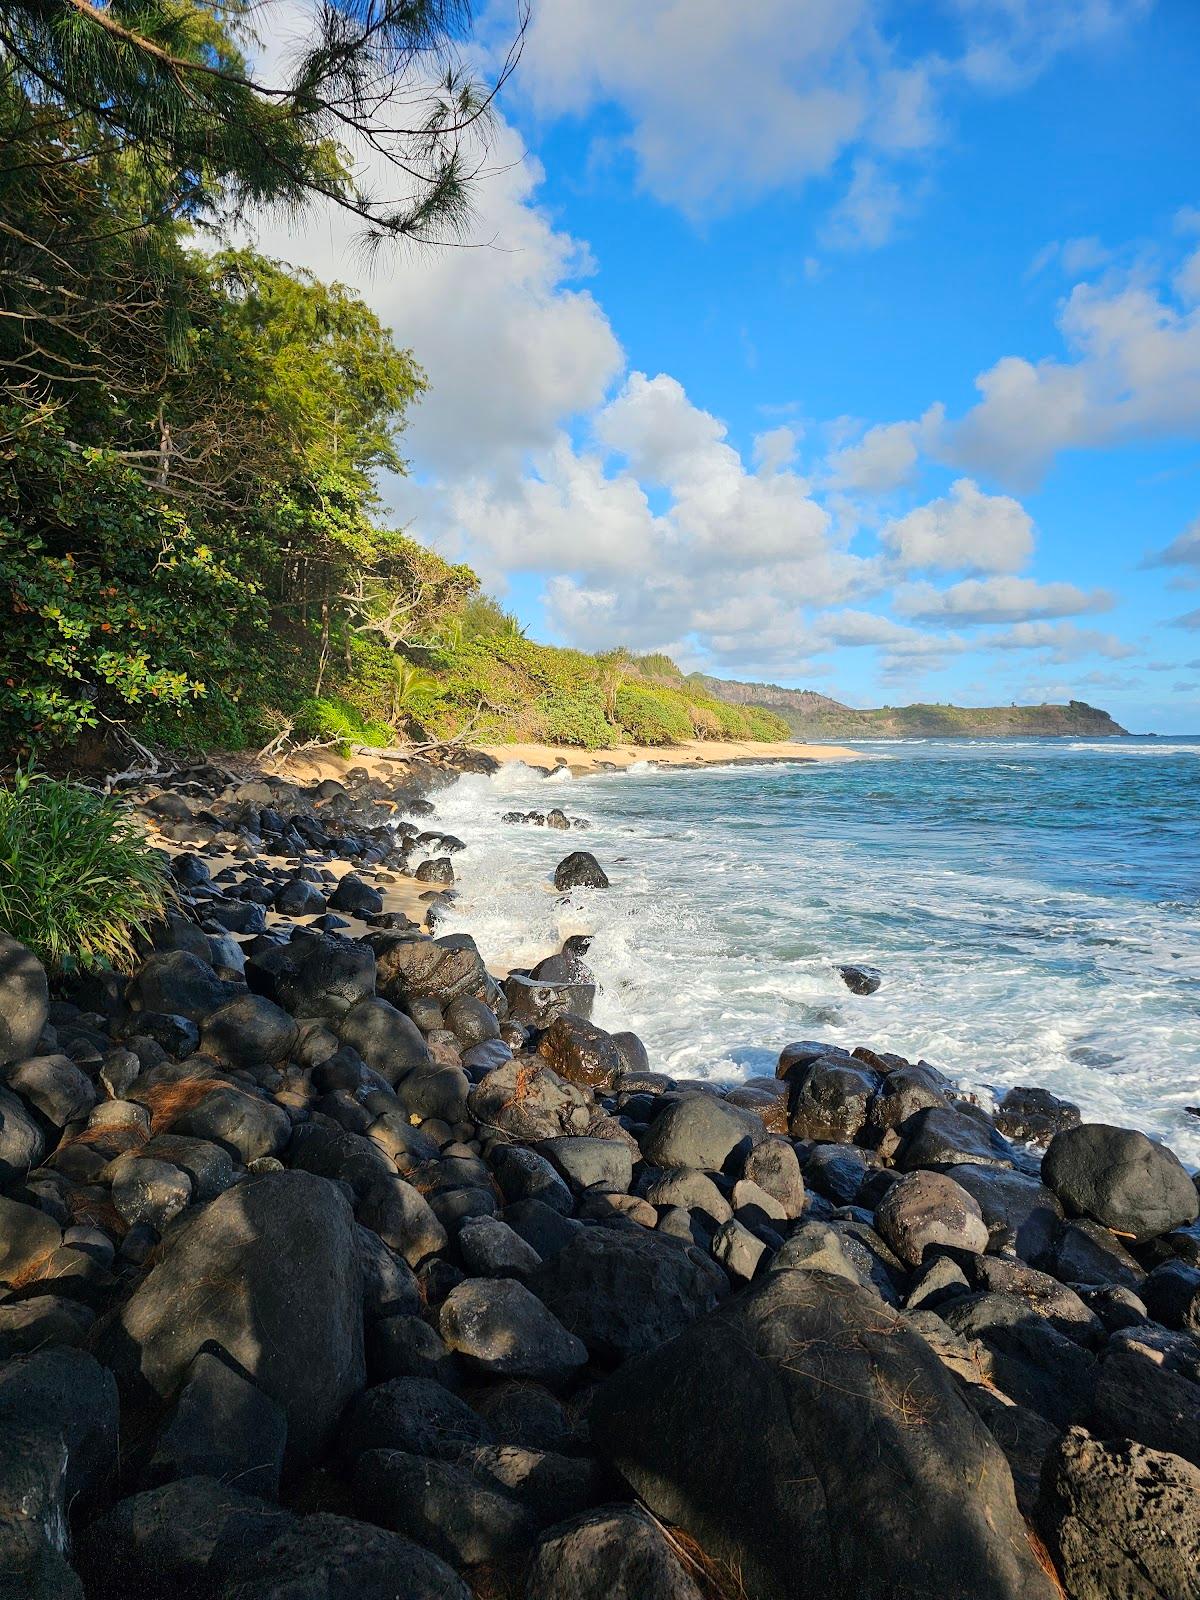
xmin=692 ymin=675 xmax=1130 ymax=739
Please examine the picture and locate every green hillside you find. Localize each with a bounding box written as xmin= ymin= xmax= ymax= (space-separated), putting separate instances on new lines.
xmin=689 ymin=674 xmax=1128 ymax=739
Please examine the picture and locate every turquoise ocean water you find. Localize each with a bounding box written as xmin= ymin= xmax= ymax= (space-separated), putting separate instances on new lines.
xmin=430 ymin=737 xmax=1200 ymax=1166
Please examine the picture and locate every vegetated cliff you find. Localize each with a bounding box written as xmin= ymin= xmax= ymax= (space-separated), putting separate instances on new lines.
xmin=689 ymin=674 xmax=1129 ymax=739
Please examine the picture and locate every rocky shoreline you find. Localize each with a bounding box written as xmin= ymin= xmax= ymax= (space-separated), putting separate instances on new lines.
xmin=2 ymin=755 xmax=1198 ymax=1600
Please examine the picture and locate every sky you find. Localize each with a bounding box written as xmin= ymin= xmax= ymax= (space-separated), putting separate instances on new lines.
xmin=246 ymin=0 xmax=1200 ymax=732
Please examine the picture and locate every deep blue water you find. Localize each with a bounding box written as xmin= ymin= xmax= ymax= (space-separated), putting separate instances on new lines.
xmin=432 ymin=737 xmax=1200 ymax=1164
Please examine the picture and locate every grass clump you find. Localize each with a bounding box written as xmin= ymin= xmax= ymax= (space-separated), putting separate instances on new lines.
xmin=0 ymin=767 xmax=172 ymax=971
xmin=614 ymin=684 xmax=694 ymax=745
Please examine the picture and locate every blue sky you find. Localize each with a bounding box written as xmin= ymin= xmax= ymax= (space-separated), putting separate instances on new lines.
xmin=251 ymin=0 xmax=1200 ymax=731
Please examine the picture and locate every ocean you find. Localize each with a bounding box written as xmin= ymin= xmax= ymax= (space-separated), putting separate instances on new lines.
xmin=427 ymin=737 xmax=1200 ymax=1167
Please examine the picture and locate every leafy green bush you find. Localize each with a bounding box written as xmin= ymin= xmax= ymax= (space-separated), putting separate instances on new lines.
xmin=614 ymin=684 xmax=693 ymax=745
xmin=0 ymin=768 xmax=172 ymax=970
xmin=743 ymin=706 xmax=791 ymax=740
xmin=294 ymin=697 xmax=394 ymax=756
xmin=538 ymin=687 xmax=614 ymax=748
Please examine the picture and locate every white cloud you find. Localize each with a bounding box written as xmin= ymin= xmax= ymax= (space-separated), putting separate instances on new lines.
xmin=895 ymin=575 xmax=1112 ymax=624
xmin=986 ymin=621 xmax=1135 ymax=660
xmin=827 ymin=419 xmax=921 ymax=491
xmin=945 ymin=262 xmax=1200 ymax=487
xmin=880 ymin=477 xmax=1034 ymax=573
xmin=502 ymin=0 xmax=1144 ymax=231
xmin=753 ymin=425 xmax=801 ymax=474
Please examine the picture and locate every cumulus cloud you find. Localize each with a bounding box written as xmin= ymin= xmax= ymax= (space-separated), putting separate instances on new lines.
xmin=895 ymin=576 xmax=1112 ymax=624
xmin=880 ymin=477 xmax=1034 ymax=573
xmin=986 ymin=622 xmax=1136 ymax=660
xmin=827 ymin=419 xmax=921 ymax=492
xmin=945 ymin=256 xmax=1200 ymax=487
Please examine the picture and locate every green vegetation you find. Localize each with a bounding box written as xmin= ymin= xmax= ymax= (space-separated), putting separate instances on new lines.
xmin=689 ymin=676 xmax=1129 ymax=740
xmin=0 ymin=767 xmax=172 ymax=970
xmin=0 ymin=0 xmax=789 ymax=764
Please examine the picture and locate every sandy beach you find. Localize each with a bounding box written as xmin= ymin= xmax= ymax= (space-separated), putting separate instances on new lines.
xmin=476 ymin=737 xmax=862 ymax=774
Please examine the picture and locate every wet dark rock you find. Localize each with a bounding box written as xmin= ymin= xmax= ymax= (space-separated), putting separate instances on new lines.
xmin=524 ymin=1505 xmax=705 ymax=1600
xmin=504 ymin=973 xmax=596 ymax=1029
xmin=444 ymin=994 xmax=499 ymax=1046
xmin=994 ymin=1085 xmax=1081 ymax=1146
xmin=0 ymin=936 xmax=49 ymax=1065
xmin=644 ymin=1167 xmax=732 ymax=1224
xmin=875 ymin=1170 xmax=989 ymax=1267
xmin=591 ymin=1268 xmax=1058 ymax=1600
xmin=1043 ymin=1122 xmax=1199 ymax=1242
xmin=531 ymin=1226 xmax=726 ymax=1363
xmin=640 ymin=1093 xmax=764 ymax=1174
xmin=1040 ymin=1426 xmax=1200 ymax=1600
xmin=967 ymin=1255 xmax=1103 ymax=1344
xmin=94 ymin=1171 xmax=365 ymax=1470
xmin=895 ymin=1105 xmax=1016 ymax=1170
xmin=537 ymin=1015 xmax=622 ymax=1090
xmin=199 ymin=994 xmax=298 ymax=1070
xmin=374 ymin=935 xmax=490 ymax=1008
xmin=144 ymin=1350 xmax=287 ymax=1499
xmin=414 ymin=857 xmax=455 ymax=885
xmin=553 ymin=852 xmax=610 ymax=890
xmin=837 ymin=963 xmax=881 ymax=995
xmin=788 ymin=1056 xmax=879 ymax=1143
xmin=800 ymin=1143 xmax=871 ymax=1205
xmin=867 ymin=1061 xmax=953 ymax=1132
xmin=438 ymin=1276 xmax=587 ymax=1384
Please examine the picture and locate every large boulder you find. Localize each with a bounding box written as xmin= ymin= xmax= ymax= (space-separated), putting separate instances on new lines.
xmin=875 ymin=1170 xmax=989 ymax=1268
xmin=0 ymin=935 xmax=48 ymax=1065
xmin=373 ymin=935 xmax=490 ymax=1008
xmin=0 ymin=1093 xmax=46 ymax=1189
xmin=4 ymin=1054 xmax=95 ymax=1131
xmin=467 ymin=1058 xmax=592 ymax=1142
xmin=553 ymin=852 xmax=609 ymax=890
xmin=214 ymin=1511 xmax=473 ymax=1600
xmin=277 ymin=936 xmax=376 ymax=1021
xmin=537 ymin=1015 xmax=622 ymax=1090
xmin=531 ymin=1227 xmax=726 ymax=1363
xmin=591 ymin=1270 xmax=1059 ymax=1600
xmin=0 ymin=1348 xmax=118 ymax=1592
xmin=1042 ymin=1123 xmax=1199 ymax=1242
xmin=788 ymin=1056 xmax=879 ymax=1143
xmin=524 ymin=1506 xmax=704 ymax=1600
xmin=166 ymin=1084 xmax=290 ymax=1165
xmin=640 ymin=1094 xmax=765 ymax=1173
xmin=438 ymin=1278 xmax=586 ymax=1386
xmin=93 ymin=1171 xmax=366 ymax=1470
xmin=199 ymin=995 xmax=298 ymax=1071
xmin=1039 ymin=1426 xmax=1200 ymax=1600
xmin=338 ymin=998 xmax=429 ymax=1084
xmin=126 ymin=951 xmax=239 ymax=1023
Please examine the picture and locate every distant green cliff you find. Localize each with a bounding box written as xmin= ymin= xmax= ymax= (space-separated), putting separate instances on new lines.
xmin=688 ymin=676 xmax=1129 ymax=739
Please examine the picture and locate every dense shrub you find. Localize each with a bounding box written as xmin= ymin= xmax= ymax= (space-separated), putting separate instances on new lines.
xmin=744 ymin=706 xmax=791 ymax=740
xmin=614 ymin=684 xmax=694 ymax=745
xmin=538 ymin=687 xmax=615 ymax=748
xmin=0 ymin=768 xmax=172 ymax=970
